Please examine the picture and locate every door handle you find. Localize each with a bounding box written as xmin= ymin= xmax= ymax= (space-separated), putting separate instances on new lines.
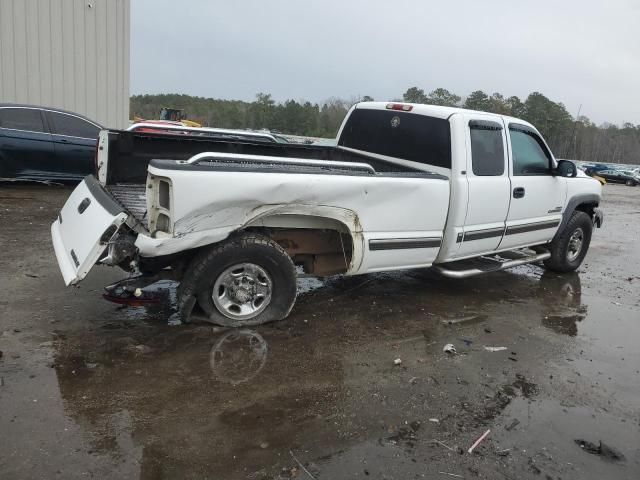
xmin=513 ymin=187 xmax=525 ymax=199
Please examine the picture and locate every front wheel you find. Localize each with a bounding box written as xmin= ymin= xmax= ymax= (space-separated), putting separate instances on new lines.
xmin=184 ymin=233 xmax=297 ymax=327
xmin=626 ymin=180 xmax=634 ymax=186
xmin=544 ymin=211 xmax=593 ymax=273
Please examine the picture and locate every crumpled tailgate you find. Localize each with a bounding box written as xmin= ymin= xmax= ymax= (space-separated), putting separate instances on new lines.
xmin=51 ymin=175 xmax=128 ymax=285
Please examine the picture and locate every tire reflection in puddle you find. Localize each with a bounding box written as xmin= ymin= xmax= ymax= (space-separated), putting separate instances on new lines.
xmin=210 ymin=330 xmax=268 ymax=385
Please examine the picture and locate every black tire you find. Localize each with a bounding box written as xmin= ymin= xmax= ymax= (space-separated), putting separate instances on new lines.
xmin=181 ymin=233 xmax=297 ymax=327
xmin=543 ymin=211 xmax=592 ymax=273
xmin=626 ymin=180 xmax=634 ymax=186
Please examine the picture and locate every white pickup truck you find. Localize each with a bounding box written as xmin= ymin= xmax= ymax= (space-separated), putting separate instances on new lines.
xmin=51 ymin=102 xmax=603 ymax=326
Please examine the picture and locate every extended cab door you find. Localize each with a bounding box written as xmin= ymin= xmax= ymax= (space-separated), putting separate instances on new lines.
xmin=45 ymin=110 xmax=100 ymax=179
xmin=456 ymin=115 xmax=510 ymax=257
xmin=499 ymin=123 xmax=566 ymax=250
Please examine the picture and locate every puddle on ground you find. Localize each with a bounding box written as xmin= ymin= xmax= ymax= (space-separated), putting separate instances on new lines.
xmin=296 ymin=274 xmax=327 ymax=294
xmin=542 ymin=313 xmax=585 ymax=336
xmin=210 ymin=329 xmax=268 ymax=385
xmin=13 ymin=252 xmax=639 ymax=479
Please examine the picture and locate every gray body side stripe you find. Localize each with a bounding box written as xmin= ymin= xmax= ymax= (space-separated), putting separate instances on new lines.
xmin=369 ymin=238 xmax=442 ymax=251
xmin=458 ymin=219 xmax=565 ymax=243
xmin=505 ymin=220 xmax=560 ymax=236
xmin=459 ymin=227 xmax=506 ymax=242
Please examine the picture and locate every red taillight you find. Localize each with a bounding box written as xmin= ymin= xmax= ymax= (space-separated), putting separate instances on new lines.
xmin=386 ymin=103 xmax=413 ymax=111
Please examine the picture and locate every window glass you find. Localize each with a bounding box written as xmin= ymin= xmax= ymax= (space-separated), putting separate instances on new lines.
xmin=338 ymin=109 xmax=451 ymax=169
xmin=0 ymin=108 xmax=45 ymax=132
xmin=470 ymin=126 xmax=504 ymax=176
xmin=49 ymin=112 xmax=100 ymax=138
xmin=509 ymin=129 xmax=551 ymax=175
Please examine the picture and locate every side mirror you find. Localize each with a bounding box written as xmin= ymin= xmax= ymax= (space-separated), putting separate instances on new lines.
xmin=555 ymin=160 xmax=577 ymax=178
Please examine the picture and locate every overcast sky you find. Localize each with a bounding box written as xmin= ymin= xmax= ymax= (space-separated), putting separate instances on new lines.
xmin=131 ymin=0 xmax=640 ymax=125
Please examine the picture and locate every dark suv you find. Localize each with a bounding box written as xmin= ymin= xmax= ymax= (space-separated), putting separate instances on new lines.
xmin=0 ymin=104 xmax=102 ymax=182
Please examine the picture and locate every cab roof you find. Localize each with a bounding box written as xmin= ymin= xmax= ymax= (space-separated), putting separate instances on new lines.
xmin=355 ymin=101 xmax=536 ymax=130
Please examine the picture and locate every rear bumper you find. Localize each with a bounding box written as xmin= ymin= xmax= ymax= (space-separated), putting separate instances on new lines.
xmin=51 ymin=218 xmax=77 ymax=285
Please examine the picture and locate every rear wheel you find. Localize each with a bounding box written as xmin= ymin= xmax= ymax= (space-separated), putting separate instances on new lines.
xmin=182 ymin=233 xmax=297 ymax=327
xmin=544 ymin=211 xmax=592 ymax=273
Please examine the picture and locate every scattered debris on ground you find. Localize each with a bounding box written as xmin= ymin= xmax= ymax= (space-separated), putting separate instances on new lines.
xmin=575 ymin=439 xmax=625 ymax=462
xmin=441 ymin=314 xmax=487 ymax=325
xmin=443 ymin=343 xmax=457 ymax=354
xmin=468 ymin=429 xmax=491 ymax=454
xmin=505 ymin=418 xmax=520 ymax=431
xmin=484 ymin=346 xmax=507 ymax=352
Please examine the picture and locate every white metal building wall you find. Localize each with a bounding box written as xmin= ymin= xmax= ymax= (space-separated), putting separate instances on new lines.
xmin=0 ymin=0 xmax=130 ymax=128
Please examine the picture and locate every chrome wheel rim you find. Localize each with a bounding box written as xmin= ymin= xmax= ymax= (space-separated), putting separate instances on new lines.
xmin=567 ymin=228 xmax=584 ymax=262
xmin=212 ymin=263 xmax=272 ymax=320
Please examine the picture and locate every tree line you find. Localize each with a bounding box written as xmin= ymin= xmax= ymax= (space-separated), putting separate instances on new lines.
xmin=131 ymin=89 xmax=640 ymax=165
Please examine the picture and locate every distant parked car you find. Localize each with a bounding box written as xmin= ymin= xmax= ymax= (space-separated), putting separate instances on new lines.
xmin=596 ymin=169 xmax=640 ymax=186
xmin=583 ymin=164 xmax=612 ymax=177
xmin=0 ymin=104 xmax=102 ymax=182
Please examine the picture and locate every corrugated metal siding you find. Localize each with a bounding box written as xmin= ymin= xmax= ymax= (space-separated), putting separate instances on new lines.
xmin=0 ymin=0 xmax=130 ymax=128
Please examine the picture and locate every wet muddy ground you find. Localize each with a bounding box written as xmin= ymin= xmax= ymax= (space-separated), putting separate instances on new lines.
xmin=1 ymin=184 xmax=639 ymax=480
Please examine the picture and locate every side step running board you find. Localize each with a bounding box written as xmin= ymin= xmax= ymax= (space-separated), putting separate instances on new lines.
xmin=433 ymin=250 xmax=551 ymax=279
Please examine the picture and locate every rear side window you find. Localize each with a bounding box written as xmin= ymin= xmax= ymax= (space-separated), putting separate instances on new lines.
xmin=48 ymin=112 xmax=100 ymax=139
xmin=469 ymin=121 xmax=505 ymax=176
xmin=509 ymin=126 xmax=552 ymax=175
xmin=0 ymin=108 xmax=45 ymax=132
xmin=338 ymin=109 xmax=451 ymax=169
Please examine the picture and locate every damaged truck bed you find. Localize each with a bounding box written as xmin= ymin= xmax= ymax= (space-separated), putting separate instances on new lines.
xmin=51 ymin=101 xmax=603 ymax=327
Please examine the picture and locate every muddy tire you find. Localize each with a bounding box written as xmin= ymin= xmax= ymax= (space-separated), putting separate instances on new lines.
xmin=182 ymin=233 xmax=297 ymax=327
xmin=544 ymin=211 xmax=592 ymax=273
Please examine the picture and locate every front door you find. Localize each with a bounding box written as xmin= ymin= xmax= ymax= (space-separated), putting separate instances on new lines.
xmin=456 ymin=114 xmax=510 ymax=257
xmin=499 ymin=123 xmax=566 ymax=250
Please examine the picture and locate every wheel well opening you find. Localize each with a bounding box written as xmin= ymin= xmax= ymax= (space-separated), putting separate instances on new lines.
xmin=575 ymin=202 xmax=597 ymax=217
xmin=244 ymin=226 xmax=354 ymax=276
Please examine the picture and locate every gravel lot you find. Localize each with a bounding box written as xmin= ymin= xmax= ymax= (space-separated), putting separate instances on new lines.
xmin=1 ymin=183 xmax=639 ymax=479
